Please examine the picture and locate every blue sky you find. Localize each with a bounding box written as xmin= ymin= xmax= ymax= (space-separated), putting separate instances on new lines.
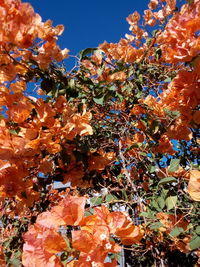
xmin=28 ymin=0 xmax=149 ymax=58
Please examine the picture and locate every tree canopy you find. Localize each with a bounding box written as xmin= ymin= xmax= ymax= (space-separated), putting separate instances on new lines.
xmin=0 ymin=0 xmax=199 ymax=266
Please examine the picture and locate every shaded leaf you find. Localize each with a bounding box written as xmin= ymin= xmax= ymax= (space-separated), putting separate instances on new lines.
xmin=170 ymin=227 xmax=184 ymax=237
xmin=189 ymin=235 xmax=200 ymax=250
xmin=164 ymin=77 xmax=172 ymax=83
xmin=168 ymin=159 xmax=180 ymax=173
xmin=90 ymin=197 xmax=103 ymax=206
xmin=139 ymin=211 xmax=155 ymax=219
xmin=149 ymin=165 xmax=156 ymax=173
xmin=150 ymin=222 xmax=163 ymax=230
xmin=93 ymin=95 xmax=104 ymax=105
xmin=158 ymin=176 xmax=177 ymax=186
xmin=9 ymin=258 xmax=21 ymax=267
xmin=79 ymin=48 xmax=97 ymax=60
xmin=158 ymin=197 xmax=165 ymax=209
xmin=165 ymin=194 xmax=177 ymax=210
xmin=105 ymin=194 xmax=117 ymax=202
xmin=195 ymin=226 xmax=200 ymax=235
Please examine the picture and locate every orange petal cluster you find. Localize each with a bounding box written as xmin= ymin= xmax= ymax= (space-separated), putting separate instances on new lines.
xmin=22 ymin=196 xmax=144 ymax=267
xmin=188 ymin=170 xmax=200 ymax=201
xmin=157 ymin=0 xmax=200 ymax=63
xmin=0 ymin=0 xmax=68 ymax=83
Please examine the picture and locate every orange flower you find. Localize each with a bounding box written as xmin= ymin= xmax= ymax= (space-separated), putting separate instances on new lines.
xmin=0 ymin=246 xmax=6 ymax=267
xmin=22 ymin=224 xmax=67 ymax=267
xmin=0 ymin=63 xmax=17 ymax=83
xmin=94 ymin=206 xmax=144 ymax=245
xmin=171 ymin=236 xmax=191 ymax=253
xmin=193 ymin=110 xmax=200 ymax=124
xmin=99 ymin=40 xmax=144 ymax=63
xmin=131 ymin=105 xmax=145 ymax=116
xmin=10 ymin=80 xmax=26 ymax=93
xmin=144 ymin=9 xmax=156 ymax=26
xmin=133 ymin=132 xmax=145 ymax=143
xmin=6 ymin=95 xmax=34 ymax=123
xmin=157 ymin=0 xmax=200 ymax=63
xmin=156 ymin=212 xmax=189 ymax=234
xmin=188 ymin=170 xmax=200 ymax=201
xmin=143 ymin=95 xmax=164 ymax=117
xmin=156 ymin=134 xmax=175 ymax=155
xmin=88 ymin=151 xmax=115 ymax=171
xmin=166 ymin=124 xmax=192 ymax=141
xmin=39 ymin=158 xmax=53 ymax=174
xmin=35 ymin=99 xmax=56 ymax=127
xmin=134 ymin=120 xmax=146 ymax=131
xmin=127 ymin=11 xmax=140 ymax=26
xmin=63 ymin=166 xmax=85 ymax=186
xmin=37 ymin=195 xmax=87 ymax=228
xmin=0 ymin=161 xmax=26 ymax=198
xmin=107 ymin=71 xmax=127 ymax=82
xmin=148 ymin=0 xmax=159 ymax=10
xmin=72 ymin=230 xmax=100 ymax=253
xmin=62 ymin=106 xmax=93 ymax=140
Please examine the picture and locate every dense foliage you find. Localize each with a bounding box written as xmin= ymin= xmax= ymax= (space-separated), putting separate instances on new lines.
xmin=0 ymin=0 xmax=199 ymax=266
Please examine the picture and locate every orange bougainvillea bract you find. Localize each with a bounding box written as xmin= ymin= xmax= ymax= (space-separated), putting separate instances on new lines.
xmin=0 ymin=0 xmax=199 ymax=266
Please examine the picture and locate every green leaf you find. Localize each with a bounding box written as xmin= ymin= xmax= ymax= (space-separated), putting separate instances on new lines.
xmin=149 ymin=165 xmax=156 ymax=173
xmin=150 ymin=222 xmax=163 ymax=230
xmin=139 ymin=212 xmax=149 ymax=217
xmin=93 ymin=95 xmax=104 ymax=105
xmin=165 ymin=194 xmax=177 ymax=210
xmin=154 ymin=48 xmax=162 ymax=60
xmin=168 ymin=159 xmax=180 ymax=173
xmin=170 ymin=227 xmax=184 ymax=237
xmin=189 ymin=235 xmax=200 ymax=250
xmin=186 ymin=0 xmax=194 ymax=4
xmin=116 ymin=92 xmax=123 ymax=102
xmin=150 ymin=120 xmax=162 ymax=135
xmin=61 ymin=251 xmax=69 ymax=263
xmin=152 ymin=29 xmax=160 ymax=37
xmin=164 ymin=109 xmax=180 ymax=119
xmin=164 ymin=77 xmax=172 ymax=83
xmin=135 ymin=90 xmax=143 ymax=99
xmin=140 ymin=211 xmax=155 ymax=219
xmin=105 ymin=194 xmax=117 ymax=202
xmin=158 ymin=176 xmax=177 ymax=186
xmin=97 ymin=65 xmax=104 ymax=76
xmin=79 ymin=48 xmax=97 ymax=60
xmin=84 ymin=211 xmax=91 ymax=217
xmin=90 ymin=197 xmax=103 ymax=206
xmin=125 ymin=142 xmax=142 ymax=153
xmin=122 ymin=189 xmax=128 ymax=201
xmin=58 ymin=88 xmax=67 ymax=95
xmin=158 ymin=197 xmax=165 ymax=209
xmin=68 ymin=79 xmax=75 ymax=89
xmin=9 ymin=258 xmax=21 ymax=267
xmin=195 ymin=226 xmax=200 ymax=235
xmin=109 ymin=85 xmax=117 ymax=91
xmin=161 ymin=188 xmax=169 ymax=197
xmin=146 ymin=37 xmax=152 ymax=47
xmin=151 ymin=200 xmax=161 ymax=211
xmin=9 ymin=128 xmax=20 ymax=135
xmin=28 ymin=58 xmax=39 ymax=67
